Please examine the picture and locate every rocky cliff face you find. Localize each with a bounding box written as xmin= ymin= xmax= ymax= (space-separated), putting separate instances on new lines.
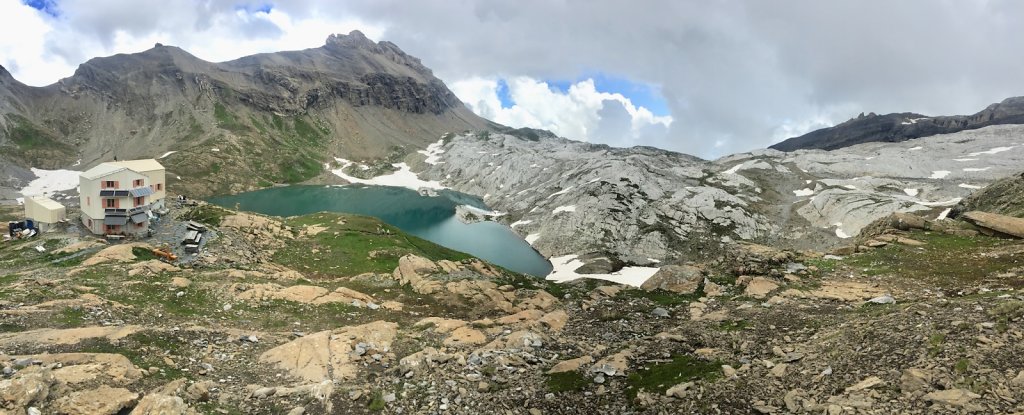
xmin=415 ymin=134 xmax=776 ymax=268
xmin=413 ymin=124 xmax=1023 ymax=269
xmin=771 ymin=97 xmax=1024 ymax=151
xmin=0 ymin=31 xmax=489 ymax=196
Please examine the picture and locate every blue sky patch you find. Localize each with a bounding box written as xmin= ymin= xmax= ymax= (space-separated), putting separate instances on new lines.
xmin=495 ymin=79 xmax=514 ymax=108
xmin=23 ymin=0 xmax=59 ymax=17
xmin=235 ymin=2 xmax=274 ymax=14
xmin=546 ymin=73 xmax=670 ymax=116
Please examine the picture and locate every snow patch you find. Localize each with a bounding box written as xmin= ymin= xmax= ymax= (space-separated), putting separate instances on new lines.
xmin=159 ymin=151 xmax=177 ymax=159
xmin=936 ymin=208 xmax=952 ymax=221
xmin=904 ymin=188 xmax=919 ymax=197
xmin=929 ymin=170 xmax=951 ymax=179
xmin=525 ymin=233 xmax=540 ymax=245
xmin=211 ymin=148 xmax=220 ymax=152
xmin=510 ymin=220 xmax=532 ymax=228
xmin=962 ymin=167 xmax=991 ymax=172
xmin=953 ymin=158 xmax=978 ymax=162
xmin=915 ymin=197 xmax=962 ymax=207
xmin=834 ymin=223 xmax=851 ymax=239
xmin=546 ymin=254 xmax=660 ymax=287
xmin=723 ymin=163 xmax=745 ymax=175
xmin=20 ymin=168 xmax=81 ymax=197
xmin=546 ymin=186 xmax=575 ymax=199
xmin=793 ymin=188 xmax=814 ymax=197
xmin=417 ymin=139 xmax=446 ymax=165
xmin=958 ymin=183 xmax=982 ymax=189
xmin=967 ymin=146 xmax=1014 ymax=157
xmin=908 ymin=146 xmax=923 ymax=151
xmin=552 ymin=205 xmax=577 ymax=214
xmin=331 ymin=158 xmax=445 ymax=191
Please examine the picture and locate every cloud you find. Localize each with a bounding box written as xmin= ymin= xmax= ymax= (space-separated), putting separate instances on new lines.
xmin=3 ymin=0 xmax=1024 ymax=159
xmin=0 ymin=0 xmax=383 ymax=85
xmin=451 ymin=77 xmax=671 ymax=147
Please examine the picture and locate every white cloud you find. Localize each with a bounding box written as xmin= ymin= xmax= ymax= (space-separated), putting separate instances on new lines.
xmin=0 ymin=1 xmax=383 ymax=86
xmin=451 ymin=76 xmax=672 ymax=147
xmin=0 ymin=0 xmax=70 ymax=85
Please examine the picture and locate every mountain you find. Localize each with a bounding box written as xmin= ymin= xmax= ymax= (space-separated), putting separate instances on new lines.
xmin=415 ymin=124 xmax=1022 ymax=269
xmin=770 ymin=96 xmax=1024 ymax=151
xmin=0 ymin=31 xmax=489 ymax=196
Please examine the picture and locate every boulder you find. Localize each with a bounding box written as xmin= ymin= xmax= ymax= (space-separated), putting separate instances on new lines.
xmin=962 ymin=211 xmax=1024 ymax=238
xmin=0 ymin=366 xmax=54 ymax=409
xmin=132 ymin=394 xmax=198 ymax=414
xmin=260 ymin=321 xmax=398 ymax=382
xmin=640 ymin=265 xmax=703 ymax=294
xmin=53 ymin=385 xmax=139 ymax=415
xmin=443 ymin=326 xmax=487 ymax=347
xmin=923 ymin=388 xmax=981 ymax=409
xmin=547 ymin=356 xmax=594 ymax=374
xmin=744 ymin=277 xmax=779 ymax=299
xmin=392 ymin=255 xmax=442 ymax=294
xmin=538 ymin=310 xmax=568 ymax=332
xmin=901 ymin=368 xmax=932 ymax=393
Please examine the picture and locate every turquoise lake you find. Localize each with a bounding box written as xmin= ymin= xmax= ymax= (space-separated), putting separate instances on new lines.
xmin=208 ymin=185 xmax=553 ymax=277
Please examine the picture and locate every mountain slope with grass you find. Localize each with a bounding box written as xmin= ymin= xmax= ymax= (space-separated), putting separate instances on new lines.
xmin=0 ymin=31 xmax=489 ymax=196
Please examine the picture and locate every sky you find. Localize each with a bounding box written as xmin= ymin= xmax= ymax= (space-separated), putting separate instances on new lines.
xmin=2 ymin=0 xmax=1023 ymax=159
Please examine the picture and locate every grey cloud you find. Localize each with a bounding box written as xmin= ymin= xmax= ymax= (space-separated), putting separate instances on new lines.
xmin=274 ymin=0 xmax=1024 ymax=158
xmin=31 ymin=0 xmax=1024 ymax=159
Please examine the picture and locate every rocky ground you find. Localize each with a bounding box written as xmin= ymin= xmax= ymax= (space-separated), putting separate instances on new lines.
xmin=415 ymin=125 xmax=1023 ymax=271
xmin=1 ymin=200 xmax=1023 ymax=414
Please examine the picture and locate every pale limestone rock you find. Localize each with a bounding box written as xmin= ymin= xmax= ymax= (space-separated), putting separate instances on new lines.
xmin=923 ymin=388 xmax=981 ymax=409
xmin=665 ymin=381 xmax=694 ymax=398
xmin=260 ymin=321 xmax=398 ymax=382
xmin=132 ymin=394 xmax=198 ymax=415
xmin=901 ymin=368 xmax=933 ymax=393
xmin=547 ymin=356 xmax=594 ymax=374
xmin=538 ymin=310 xmax=568 ymax=332
xmin=54 ymin=385 xmax=139 ymax=415
xmin=443 ymin=326 xmax=487 ymax=347
xmin=744 ymin=277 xmax=779 ymax=299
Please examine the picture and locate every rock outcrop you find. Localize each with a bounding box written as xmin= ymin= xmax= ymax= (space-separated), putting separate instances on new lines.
xmin=771 ymin=96 xmax=1024 ymax=151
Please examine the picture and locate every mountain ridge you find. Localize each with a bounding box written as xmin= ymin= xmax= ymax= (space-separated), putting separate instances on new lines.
xmin=771 ymin=96 xmax=1024 ymax=151
xmin=0 ymin=31 xmax=489 ymax=195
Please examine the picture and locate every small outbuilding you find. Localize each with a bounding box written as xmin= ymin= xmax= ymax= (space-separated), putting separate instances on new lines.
xmin=24 ymin=196 xmax=67 ymax=231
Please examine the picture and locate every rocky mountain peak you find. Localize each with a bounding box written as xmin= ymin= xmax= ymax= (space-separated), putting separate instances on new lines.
xmin=325 ymin=30 xmax=375 ymax=49
xmin=323 ymin=30 xmax=432 ymax=76
xmin=0 ymin=64 xmax=12 ymax=84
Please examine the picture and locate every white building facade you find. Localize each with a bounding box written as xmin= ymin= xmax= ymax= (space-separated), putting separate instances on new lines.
xmin=79 ymin=159 xmax=166 ymax=236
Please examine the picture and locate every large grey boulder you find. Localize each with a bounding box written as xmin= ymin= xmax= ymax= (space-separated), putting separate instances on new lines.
xmin=640 ymin=265 xmax=703 ymax=294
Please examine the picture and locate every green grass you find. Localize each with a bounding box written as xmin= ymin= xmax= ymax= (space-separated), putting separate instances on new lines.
xmin=57 ymin=307 xmax=88 ymax=327
xmin=545 ymin=371 xmax=591 ymax=393
xmin=718 ymin=320 xmax=750 ymax=331
xmin=368 ymin=390 xmax=386 ymax=411
xmin=843 ymin=230 xmax=1019 ymax=286
xmin=622 ymin=288 xmax=703 ymax=307
xmin=78 ymin=332 xmax=187 ymax=380
xmin=272 ymin=213 xmax=472 ymax=277
xmin=131 ymin=247 xmax=160 ymax=261
xmin=625 ymin=355 xmax=723 ymax=399
xmin=213 ymin=102 xmax=249 ymax=133
xmin=181 ymin=204 xmax=232 ymax=226
xmin=928 ymin=332 xmax=946 ymax=357
xmin=106 ymin=280 xmax=221 ymax=319
xmin=955 ymin=358 xmax=971 ymax=375
xmin=0 ymin=323 xmax=25 ymax=332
